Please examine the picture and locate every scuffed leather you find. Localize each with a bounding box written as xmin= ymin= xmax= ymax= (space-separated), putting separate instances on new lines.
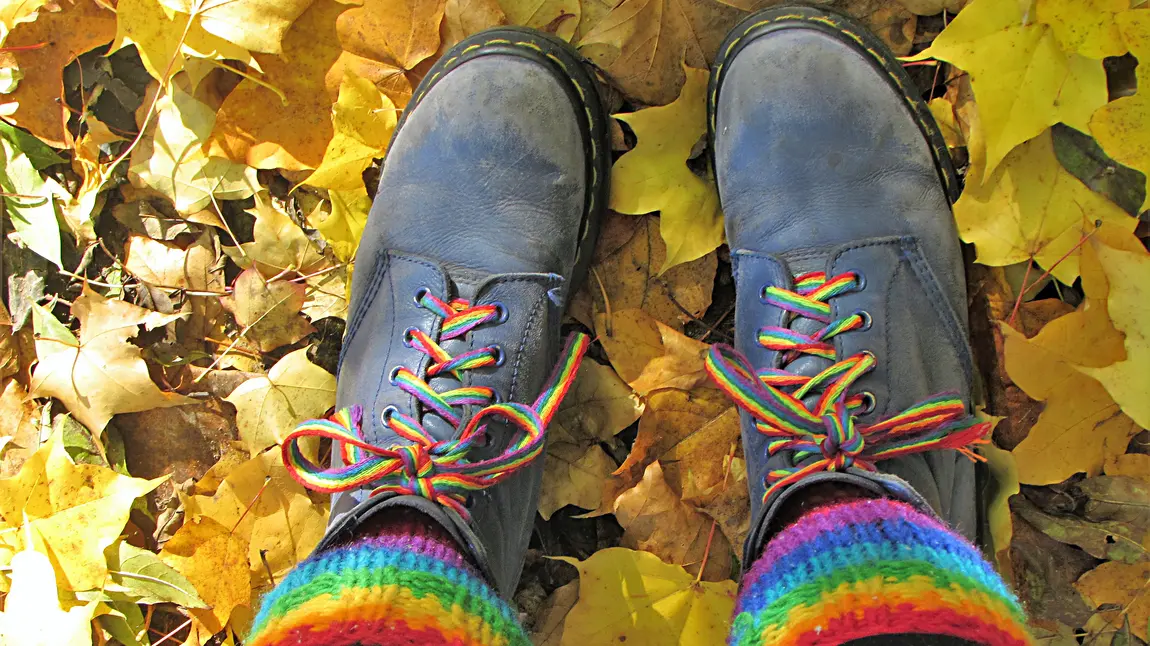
xmin=713 ymin=23 xmax=978 ymax=562
xmin=324 ymin=49 xmax=592 ymax=597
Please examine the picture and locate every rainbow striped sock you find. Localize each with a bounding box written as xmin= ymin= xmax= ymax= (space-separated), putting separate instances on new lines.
xmin=730 ymin=498 xmax=1033 ymax=646
xmin=248 ymin=514 xmax=530 ymax=646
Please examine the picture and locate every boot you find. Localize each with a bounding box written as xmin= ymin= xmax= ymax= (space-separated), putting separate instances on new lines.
xmin=705 ymin=5 xmax=989 ymax=564
xmin=282 ymin=27 xmax=609 ymax=597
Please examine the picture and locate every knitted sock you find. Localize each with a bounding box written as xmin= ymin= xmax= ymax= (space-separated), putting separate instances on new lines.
xmin=729 ymin=498 xmax=1032 ymax=646
xmin=247 ymin=510 xmax=530 ymax=646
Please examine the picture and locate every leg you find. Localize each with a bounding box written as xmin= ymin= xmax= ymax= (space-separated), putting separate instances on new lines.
xmin=706 ymin=7 xmax=1031 ymax=645
xmin=248 ymin=26 xmax=609 ymax=646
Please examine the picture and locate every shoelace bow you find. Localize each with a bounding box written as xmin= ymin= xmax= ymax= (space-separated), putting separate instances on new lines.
xmin=282 ymin=291 xmax=589 ymax=518
xmin=705 ymin=271 xmax=990 ymax=503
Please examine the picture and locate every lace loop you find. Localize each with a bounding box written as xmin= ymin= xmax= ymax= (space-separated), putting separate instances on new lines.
xmin=282 ymin=291 xmax=590 ymax=518
xmin=706 ymin=271 xmax=989 ymax=503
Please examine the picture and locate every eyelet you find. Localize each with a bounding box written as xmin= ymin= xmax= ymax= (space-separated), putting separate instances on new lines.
xmin=490 ymin=345 xmax=505 ymax=367
xmin=854 ymin=310 xmax=873 ymax=331
xmin=759 ymin=284 xmax=769 ymax=303
xmin=402 ymin=327 xmax=418 ymax=346
xmin=860 ymin=350 xmax=877 ymax=363
xmin=388 ymin=366 xmax=403 ymax=384
xmin=381 ymin=405 xmax=398 ymax=423
xmin=492 ymin=302 xmax=509 ymax=323
xmin=849 ymin=270 xmax=867 ymax=292
xmin=859 ymin=391 xmax=877 ymax=415
xmin=413 ymin=287 xmax=429 ymax=306
xmin=492 ymin=390 xmax=504 ymax=404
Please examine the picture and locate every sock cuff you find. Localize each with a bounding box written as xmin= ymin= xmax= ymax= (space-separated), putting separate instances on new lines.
xmin=730 ymin=498 xmax=1033 ymax=646
xmin=248 ymin=520 xmax=530 ymax=646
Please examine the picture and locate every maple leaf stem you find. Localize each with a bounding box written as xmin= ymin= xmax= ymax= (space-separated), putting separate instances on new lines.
xmin=0 ymin=42 xmax=47 ymax=53
xmin=151 ymin=618 xmax=193 ymax=646
xmin=694 ymin=443 xmax=737 ymax=585
xmin=231 ymin=475 xmax=271 ymax=534
xmin=1008 ymin=221 xmax=1101 ymax=325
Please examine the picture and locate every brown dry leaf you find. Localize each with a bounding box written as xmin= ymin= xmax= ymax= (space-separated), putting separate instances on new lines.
xmin=223 ymin=348 xmax=336 ymax=455
xmin=575 ymin=0 xmax=744 ymax=106
xmin=1105 ymin=453 xmax=1150 ymax=484
xmin=0 ymin=0 xmax=116 ymax=146
xmin=29 ymin=288 xmax=194 ymax=432
xmin=236 ymin=199 xmax=329 ymax=278
xmin=158 ymin=517 xmax=251 ymax=633
xmin=302 ymin=266 xmax=350 ymax=321
xmin=530 ymin=580 xmax=579 ymax=646
xmin=0 ymin=379 xmax=41 ymax=478
xmin=337 ymin=0 xmax=447 ymax=70
xmin=209 ymin=0 xmax=411 ymax=169
xmin=540 ymin=360 xmax=644 ymax=519
xmin=598 ymin=308 xmax=711 ymax=396
xmin=223 ymin=269 xmax=314 ymax=353
xmin=157 ymin=0 xmax=317 ymax=56
xmin=682 ymin=454 xmax=749 ymax=553
xmin=498 ymin=0 xmax=579 ymax=40
xmin=614 ymin=461 xmax=733 ymax=581
xmin=0 ymin=428 xmax=163 ymax=591
xmin=182 ymin=448 xmax=329 ymax=589
xmin=895 ymin=0 xmax=966 ymax=16
xmin=125 ymin=233 xmax=222 ymax=290
xmin=570 ymin=213 xmax=717 ymax=332
xmin=440 ymin=0 xmax=508 ymax=49
xmin=1076 ymin=561 xmax=1150 ymax=643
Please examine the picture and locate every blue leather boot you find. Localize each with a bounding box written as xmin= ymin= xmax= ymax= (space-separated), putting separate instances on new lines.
xmin=281 ymin=28 xmax=609 ymax=597
xmin=705 ymin=6 xmax=990 ymax=564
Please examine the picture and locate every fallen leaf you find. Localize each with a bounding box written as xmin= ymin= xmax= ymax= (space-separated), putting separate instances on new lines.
xmin=182 ymin=448 xmax=328 ymax=588
xmin=911 ymin=0 xmax=1108 ymax=179
xmin=1011 ymin=496 xmax=1146 ymax=564
xmin=440 ymin=0 xmax=507 ymax=49
xmin=1052 ymin=121 xmax=1146 ymax=219
xmin=499 ymin=0 xmax=579 ymax=40
xmin=598 ymin=308 xmax=711 ymax=396
xmin=569 ymin=212 xmax=717 ymax=332
xmin=112 ymin=0 xmax=257 ymax=82
xmin=555 ymin=548 xmax=736 ymax=646
xmin=610 ymin=66 xmax=722 ymax=269
xmin=954 ymin=129 xmax=1137 ymax=284
xmin=1035 ymin=0 xmax=1128 ymax=59
xmin=209 ymin=0 xmax=409 ymax=169
xmin=1076 ymin=476 xmax=1150 ymax=534
xmin=0 ymin=539 xmax=96 ymax=646
xmin=1090 ymin=10 xmax=1150 ymax=212
xmin=237 ymin=198 xmax=329 ymax=277
xmin=681 ymin=454 xmax=749 ymax=554
xmin=157 ymin=0 xmax=316 ymax=56
xmin=106 ymin=541 xmax=208 ymax=608
xmin=302 ymin=265 xmax=350 ymax=321
xmin=0 ymin=127 xmax=65 ymax=268
xmin=1078 ymin=242 xmax=1150 ymax=431
xmin=224 ymin=347 xmax=335 ymax=455
xmin=540 ymin=360 xmax=643 ymax=519
xmin=614 ymin=461 xmax=733 ymax=581
xmin=309 ymin=187 xmax=370 ymax=263
xmin=337 ymin=0 xmax=446 ymax=70
xmin=158 ymin=517 xmax=250 ymax=632
xmin=0 ymin=428 xmax=163 ymax=591
xmin=128 ymin=84 xmax=259 ymax=215
xmin=530 ymin=580 xmax=579 ymax=646
xmin=222 ymin=269 xmax=315 ymax=353
xmin=978 ymin=440 xmax=1018 ymax=572
xmin=894 ymin=0 xmax=966 ymax=15
xmin=0 ymin=0 xmax=116 ymax=146
xmin=304 ymin=71 xmax=398 ymax=191
xmin=1105 ymin=453 xmax=1150 ymax=484
xmin=0 ymin=0 xmax=49 ymax=40
xmin=0 ymin=378 xmax=41 ymax=478
xmin=30 ymin=288 xmax=194 ymax=432
xmin=125 ymin=233 xmax=221 ymax=290
xmin=1076 ymin=561 xmax=1150 ymax=643
xmin=576 ymin=0 xmax=743 ymax=106
xmin=929 ymin=97 xmax=963 ymax=149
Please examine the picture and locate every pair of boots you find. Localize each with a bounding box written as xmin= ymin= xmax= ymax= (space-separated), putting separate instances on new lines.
xmin=261 ymin=5 xmax=1015 ymax=645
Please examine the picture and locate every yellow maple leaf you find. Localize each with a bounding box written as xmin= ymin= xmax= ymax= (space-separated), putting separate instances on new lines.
xmin=224 ymin=348 xmax=336 ymax=455
xmin=911 ymin=0 xmax=1108 ymax=179
xmin=1035 ymin=0 xmax=1129 ymax=59
xmin=305 ymin=72 xmax=398 ymax=191
xmin=29 ymin=288 xmax=194 ymax=433
xmin=308 ymin=187 xmax=370 ymax=263
xmin=0 ymin=534 xmax=97 ymax=646
xmin=540 ymin=360 xmax=643 ymax=520
xmin=610 ymin=66 xmax=722 ymax=270
xmin=0 ymin=429 xmax=163 ymax=591
xmin=953 ymin=129 xmax=1137 ymax=284
xmin=498 ymin=0 xmax=579 ymax=41
xmin=1090 ymin=9 xmax=1150 ymax=212
xmin=1076 ymin=560 xmax=1150 ymax=642
xmin=221 ymin=269 xmax=315 ymax=353
xmin=1078 ymin=242 xmax=1150 ymax=431
xmin=554 ymin=548 xmax=736 ymax=646
xmin=112 ymin=0 xmax=257 ymax=84
xmin=158 ymin=517 xmax=250 ymax=635
xmin=157 ymin=0 xmax=315 ymax=56
xmin=235 ymin=198 xmax=329 ymax=278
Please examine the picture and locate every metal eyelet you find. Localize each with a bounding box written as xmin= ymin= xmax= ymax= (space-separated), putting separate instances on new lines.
xmin=859 ymin=391 xmax=877 ymax=415
xmin=492 ymin=302 xmax=509 ymax=324
xmin=388 ymin=366 xmax=403 ymax=384
xmin=413 ymin=287 xmax=429 ymax=306
xmin=381 ymin=405 xmax=399 ymax=423
xmin=490 ymin=345 xmax=506 ymax=367
xmin=402 ymin=327 xmax=418 ymax=346
xmin=492 ymin=390 xmax=504 ymax=404
xmin=848 ymin=270 xmax=867 ymax=292
xmin=860 ymin=350 xmax=877 ymax=363
xmin=759 ymin=284 xmax=770 ymax=303
xmin=854 ymin=310 xmax=873 ymax=331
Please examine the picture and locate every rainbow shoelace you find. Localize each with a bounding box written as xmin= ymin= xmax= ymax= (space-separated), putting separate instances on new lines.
xmin=705 ymin=271 xmax=990 ymax=503
xmin=283 ymin=291 xmax=589 ymax=518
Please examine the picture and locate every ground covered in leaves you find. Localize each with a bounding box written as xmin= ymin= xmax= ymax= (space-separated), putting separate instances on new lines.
xmin=0 ymin=0 xmax=1149 ymax=644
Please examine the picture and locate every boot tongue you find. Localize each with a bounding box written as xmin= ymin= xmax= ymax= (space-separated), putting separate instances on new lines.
xmin=778 ymin=251 xmax=836 ymax=411
xmin=419 ymin=271 xmax=484 ymax=443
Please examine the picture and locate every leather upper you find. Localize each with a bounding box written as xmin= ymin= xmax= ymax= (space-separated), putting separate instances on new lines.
xmin=710 ymin=13 xmax=979 ymax=562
